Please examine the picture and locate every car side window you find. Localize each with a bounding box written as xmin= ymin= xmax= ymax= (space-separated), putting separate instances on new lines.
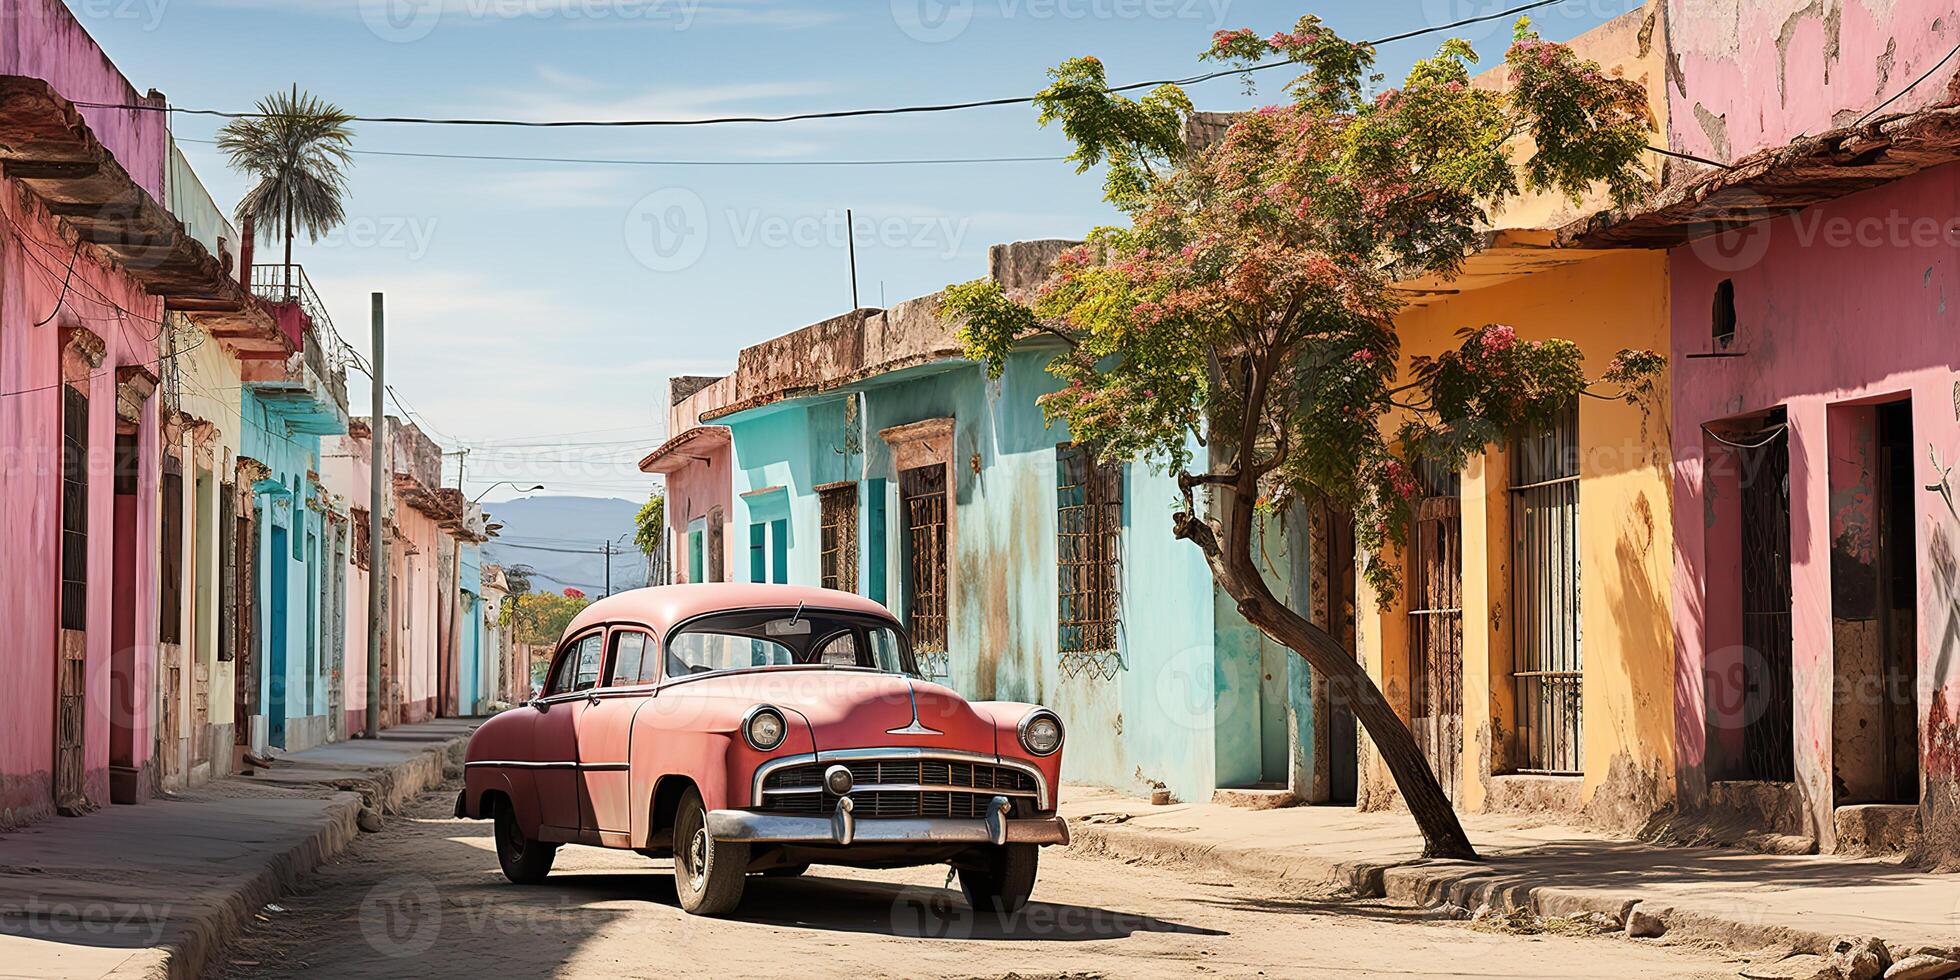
xmin=814 ymin=630 xmax=859 ymax=667
xmin=607 ymin=631 xmax=652 ymax=687
xmin=550 ymin=632 xmax=604 ymax=695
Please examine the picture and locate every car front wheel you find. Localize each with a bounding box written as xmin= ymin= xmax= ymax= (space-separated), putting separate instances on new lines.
xmin=494 ymin=799 xmax=557 ymax=884
xmin=672 ymin=787 xmax=748 ymax=915
xmin=958 ymin=843 xmax=1038 ymax=914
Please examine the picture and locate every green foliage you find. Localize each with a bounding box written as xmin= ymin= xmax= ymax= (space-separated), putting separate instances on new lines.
xmin=634 ymin=490 xmax=666 ymax=558
xmin=217 ymin=88 xmax=356 ymax=247
xmin=941 ymin=13 xmax=1662 ymax=605
xmin=510 ymin=591 xmax=589 ymax=647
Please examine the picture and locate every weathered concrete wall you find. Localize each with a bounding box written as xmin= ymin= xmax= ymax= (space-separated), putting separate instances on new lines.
xmin=1664 ymin=0 xmax=1960 ymax=164
xmin=1360 ymin=249 xmax=1676 ymax=832
xmin=1670 ymin=162 xmax=1960 ymax=862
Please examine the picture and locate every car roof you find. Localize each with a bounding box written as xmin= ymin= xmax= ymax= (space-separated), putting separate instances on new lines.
xmin=559 ymin=583 xmax=899 ymax=642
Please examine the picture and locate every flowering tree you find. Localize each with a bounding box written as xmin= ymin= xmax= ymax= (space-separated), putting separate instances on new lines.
xmin=943 ymin=17 xmax=1659 ymax=859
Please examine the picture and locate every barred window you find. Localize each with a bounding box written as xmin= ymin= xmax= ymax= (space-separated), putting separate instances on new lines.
xmin=1056 ymin=444 xmax=1123 ymax=679
xmin=1510 ymin=400 xmax=1582 ymax=774
xmin=60 ymin=385 xmax=89 ymax=633
xmin=159 ymin=466 xmax=184 ymax=644
xmin=901 ymin=464 xmax=949 ymax=664
xmin=818 ymin=484 xmax=859 ymax=593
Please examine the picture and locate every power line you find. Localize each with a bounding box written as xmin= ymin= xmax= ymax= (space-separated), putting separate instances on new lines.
xmin=174 ymin=136 xmax=1064 ymax=169
xmin=78 ymin=0 xmax=1567 ymax=129
xmin=1857 ymin=37 xmax=1960 ymax=126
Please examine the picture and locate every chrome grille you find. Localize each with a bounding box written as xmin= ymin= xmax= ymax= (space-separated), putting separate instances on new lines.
xmin=756 ymin=757 xmax=1040 ymax=818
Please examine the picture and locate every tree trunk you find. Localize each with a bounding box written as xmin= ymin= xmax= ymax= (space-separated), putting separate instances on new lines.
xmin=282 ymin=199 xmax=294 ymax=301
xmin=1174 ymin=503 xmax=1478 ymax=861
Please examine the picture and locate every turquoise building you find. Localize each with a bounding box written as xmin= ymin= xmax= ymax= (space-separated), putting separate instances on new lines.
xmin=240 ymin=267 xmax=350 ymax=753
xmin=697 ymin=242 xmax=1351 ymax=805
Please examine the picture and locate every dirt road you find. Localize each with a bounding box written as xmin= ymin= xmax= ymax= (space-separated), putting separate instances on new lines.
xmin=212 ymin=787 xmax=1744 ymax=979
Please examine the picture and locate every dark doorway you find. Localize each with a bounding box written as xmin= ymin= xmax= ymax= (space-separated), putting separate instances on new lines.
xmin=1409 ymin=463 xmax=1464 ymax=802
xmin=1732 ymin=409 xmax=1796 ymax=782
xmin=1830 ymin=401 xmax=1920 ymax=804
xmin=110 ymin=430 xmax=140 ymax=804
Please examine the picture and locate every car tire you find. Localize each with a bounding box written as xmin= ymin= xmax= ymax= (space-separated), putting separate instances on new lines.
xmin=493 ymin=798 xmax=557 ymax=885
xmin=758 ymin=864 xmax=809 ymax=878
xmin=958 ymin=843 xmax=1038 ymax=914
xmin=672 ymin=787 xmax=748 ymax=915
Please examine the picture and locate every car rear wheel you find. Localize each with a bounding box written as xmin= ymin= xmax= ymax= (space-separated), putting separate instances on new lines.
xmin=494 ymin=799 xmax=557 ymax=885
xmin=958 ymin=843 xmax=1038 ymax=914
xmin=672 ymin=787 xmax=748 ymax=915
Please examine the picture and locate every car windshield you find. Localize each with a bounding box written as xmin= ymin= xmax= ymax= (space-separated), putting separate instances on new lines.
xmin=666 ymin=608 xmax=920 ymax=679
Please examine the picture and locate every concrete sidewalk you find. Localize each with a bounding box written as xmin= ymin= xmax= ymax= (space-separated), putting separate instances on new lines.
xmin=0 ymin=719 xmax=477 ymax=980
xmin=1060 ymin=786 xmax=1960 ymax=969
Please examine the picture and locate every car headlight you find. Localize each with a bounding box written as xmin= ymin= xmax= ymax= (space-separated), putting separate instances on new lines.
xmin=743 ymin=705 xmax=788 ymax=751
xmin=1018 ymin=709 xmax=1063 ymax=757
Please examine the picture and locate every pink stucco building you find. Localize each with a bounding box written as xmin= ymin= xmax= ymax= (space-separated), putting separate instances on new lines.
xmin=640 ymin=376 xmax=734 ymax=584
xmin=1655 ymin=0 xmax=1960 ymax=863
xmin=0 ymin=0 xmax=287 ymax=825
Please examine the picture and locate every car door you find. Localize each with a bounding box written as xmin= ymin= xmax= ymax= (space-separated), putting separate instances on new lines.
xmin=578 ymin=627 xmax=656 ymax=840
xmin=533 ymin=628 xmax=605 ymax=839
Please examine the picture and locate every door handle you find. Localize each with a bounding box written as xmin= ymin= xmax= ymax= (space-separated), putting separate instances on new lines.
xmin=587 ymin=692 xmax=601 ymax=705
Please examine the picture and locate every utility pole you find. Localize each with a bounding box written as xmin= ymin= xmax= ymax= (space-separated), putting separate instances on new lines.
xmin=365 ymin=292 xmax=385 ymax=740
xmin=603 ymin=540 xmax=612 ymax=598
xmin=846 ymin=206 xmax=860 ymax=310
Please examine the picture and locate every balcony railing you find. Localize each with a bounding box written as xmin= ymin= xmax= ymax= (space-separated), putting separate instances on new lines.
xmin=251 ymin=263 xmax=349 ymax=373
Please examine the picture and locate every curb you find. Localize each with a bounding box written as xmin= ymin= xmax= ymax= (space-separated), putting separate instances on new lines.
xmin=143 ymin=733 xmax=470 ymax=980
xmin=1065 ymin=823 xmax=1960 ymax=963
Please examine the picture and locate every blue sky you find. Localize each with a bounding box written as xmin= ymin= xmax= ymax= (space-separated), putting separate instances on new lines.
xmin=70 ymin=0 xmax=1635 ymax=503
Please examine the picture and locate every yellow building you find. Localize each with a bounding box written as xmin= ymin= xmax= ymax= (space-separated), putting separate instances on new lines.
xmin=1353 ymin=4 xmax=1677 ymax=830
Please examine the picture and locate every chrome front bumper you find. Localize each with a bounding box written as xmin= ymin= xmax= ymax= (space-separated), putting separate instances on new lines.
xmin=707 ymin=795 xmax=1070 ymax=847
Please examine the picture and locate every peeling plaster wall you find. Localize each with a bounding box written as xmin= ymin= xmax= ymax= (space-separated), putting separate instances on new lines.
xmin=1359 ymin=250 xmax=1677 ymax=832
xmin=1664 ymin=0 xmax=1960 ymax=164
xmin=0 ymin=0 xmax=168 ymax=197
xmin=1669 ymin=163 xmax=1960 ymax=862
xmin=721 ymin=347 xmax=1302 ymax=804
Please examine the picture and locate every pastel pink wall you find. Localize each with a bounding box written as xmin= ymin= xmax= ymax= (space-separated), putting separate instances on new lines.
xmin=1665 ymin=0 xmax=1960 ymax=164
xmin=0 ymin=193 xmax=164 ymax=824
xmin=0 ymin=0 xmax=168 ymax=198
xmin=663 ymin=377 xmax=734 ymax=583
xmin=1670 ymin=163 xmax=1960 ymax=854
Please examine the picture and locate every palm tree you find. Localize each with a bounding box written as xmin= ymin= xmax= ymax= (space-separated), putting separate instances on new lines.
xmin=217 ymin=86 xmax=355 ymax=300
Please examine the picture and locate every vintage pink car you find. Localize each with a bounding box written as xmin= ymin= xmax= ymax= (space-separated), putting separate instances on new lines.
xmin=457 ymin=583 xmax=1069 ymax=915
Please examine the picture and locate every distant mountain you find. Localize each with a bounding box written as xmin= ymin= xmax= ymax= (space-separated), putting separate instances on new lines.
xmin=480 ymin=495 xmax=648 ymax=598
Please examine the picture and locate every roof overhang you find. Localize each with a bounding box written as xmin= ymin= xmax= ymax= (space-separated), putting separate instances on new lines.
xmin=1389 ymin=229 xmax=1624 ymax=308
xmin=638 ymin=425 xmax=730 ymax=474
xmin=1557 ymin=100 xmax=1960 ymax=249
xmin=0 ymin=76 xmax=288 ymax=357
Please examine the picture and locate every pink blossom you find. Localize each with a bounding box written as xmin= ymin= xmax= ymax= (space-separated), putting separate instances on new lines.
xmin=1480 ymin=325 xmax=1518 ymax=354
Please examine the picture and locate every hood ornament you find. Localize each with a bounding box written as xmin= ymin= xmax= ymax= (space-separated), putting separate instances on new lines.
xmin=886 ymin=680 xmax=943 ymax=736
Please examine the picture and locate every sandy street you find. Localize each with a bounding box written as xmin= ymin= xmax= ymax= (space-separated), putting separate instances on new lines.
xmin=210 ymin=787 xmax=1746 ymax=979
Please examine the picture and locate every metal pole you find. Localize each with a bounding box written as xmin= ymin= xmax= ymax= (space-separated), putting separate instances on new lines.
xmin=604 ymin=540 xmax=612 ymax=598
xmin=364 ymin=293 xmax=385 ymax=739
xmin=846 ymin=207 xmax=859 ymax=310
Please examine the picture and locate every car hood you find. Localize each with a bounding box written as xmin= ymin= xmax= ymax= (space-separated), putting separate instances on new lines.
xmin=668 ymin=669 xmax=998 ymax=755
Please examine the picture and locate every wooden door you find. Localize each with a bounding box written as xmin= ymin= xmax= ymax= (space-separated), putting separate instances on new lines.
xmin=1409 ymin=473 xmax=1464 ymax=802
